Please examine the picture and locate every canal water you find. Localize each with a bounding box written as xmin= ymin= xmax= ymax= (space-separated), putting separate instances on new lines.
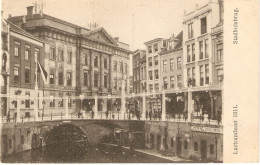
xmin=2 ymin=145 xmax=176 ymax=163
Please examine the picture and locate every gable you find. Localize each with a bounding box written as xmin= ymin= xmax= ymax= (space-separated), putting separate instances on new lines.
xmin=83 ymin=28 xmax=118 ymax=46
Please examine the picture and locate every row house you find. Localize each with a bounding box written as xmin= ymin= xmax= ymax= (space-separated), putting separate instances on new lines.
xmin=8 ymin=6 xmax=131 ymax=117
xmin=159 ymin=32 xmax=184 ymax=115
xmin=181 ymin=0 xmax=223 ymax=161
xmin=1 ymin=18 xmax=45 ymax=119
xmin=144 ymin=38 xmax=167 ymax=116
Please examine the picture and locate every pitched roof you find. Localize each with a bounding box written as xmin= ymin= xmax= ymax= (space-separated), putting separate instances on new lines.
xmin=6 ymin=19 xmax=44 ymax=43
xmin=160 ymin=31 xmax=183 ymax=55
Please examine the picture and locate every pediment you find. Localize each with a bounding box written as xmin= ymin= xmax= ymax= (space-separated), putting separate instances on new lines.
xmin=83 ymin=27 xmax=117 ymax=46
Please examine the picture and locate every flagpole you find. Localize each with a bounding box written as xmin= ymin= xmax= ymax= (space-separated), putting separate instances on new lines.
xmin=34 ymin=53 xmax=39 ymax=121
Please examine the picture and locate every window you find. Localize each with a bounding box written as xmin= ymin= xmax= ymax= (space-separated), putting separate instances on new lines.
xmin=113 ymin=61 xmax=117 ymax=71
xmin=25 ymin=49 xmax=30 ymax=60
xmin=14 ymin=67 xmax=19 ymax=82
xmin=163 ymin=40 xmax=167 ymax=47
xmin=58 ymin=49 xmax=64 ymax=61
xmin=148 ymin=57 xmax=152 ymax=67
xmin=50 ymin=70 xmax=55 ymax=85
xmin=187 ymin=45 xmax=191 ymax=62
xmin=194 ymin=142 xmax=198 ymax=151
xmin=50 ymin=92 xmax=55 ymax=107
xmin=210 ymin=144 xmax=214 ymax=154
xmin=154 ymin=56 xmax=158 ymax=65
xmin=67 ymin=72 xmax=72 ymax=86
xmin=104 ymin=75 xmax=108 ymax=88
xmin=67 ymin=51 xmax=72 ymax=63
xmin=171 ymin=138 xmax=174 ymax=147
xmin=200 ymin=65 xmax=204 ymax=86
xmin=14 ymin=43 xmax=20 ymax=57
xmin=25 ymin=68 xmax=30 ymax=83
xmin=199 ymin=41 xmax=203 ymax=59
xmin=205 ymin=39 xmax=209 ymax=58
xmin=163 ymin=77 xmax=167 ymax=89
xmin=94 ymin=73 xmax=98 ymax=87
xmin=148 ymin=46 xmax=152 ymax=53
xmin=170 ymin=76 xmax=174 ymax=88
xmin=84 ymin=72 xmax=88 ymax=86
xmin=21 ymin=135 xmax=25 ymax=145
xmin=163 ymin=60 xmax=167 ymax=72
xmin=58 ymin=72 xmax=63 ymax=85
xmin=192 ymin=67 xmax=196 ymax=86
xmin=59 ymin=98 xmax=63 ymax=107
xmin=104 ymin=58 xmax=108 ymax=69
xmin=217 ymin=43 xmax=223 ymax=61
xmin=25 ymin=92 xmax=30 ymax=108
xmin=149 ymin=71 xmax=153 ymax=80
xmin=9 ymin=139 xmax=12 ymax=148
xmin=170 ymin=59 xmax=174 ymax=71
xmin=67 ymin=93 xmax=72 ymax=108
xmin=155 ymin=84 xmax=159 ymax=92
xmin=94 ymin=56 xmax=98 ymax=67
xmin=140 ymin=67 xmax=143 ymax=80
xmin=188 ymin=23 xmax=194 ymax=39
xmin=187 ymin=68 xmax=191 ymax=80
xmin=177 ymin=57 xmax=181 ymax=69
xmin=50 ymin=47 xmax=55 ymax=60
xmin=149 ymin=84 xmax=153 ymax=92
xmin=154 ymin=44 xmax=158 ymax=52
xmin=205 ymin=64 xmax=209 ymax=84
xmin=201 ymin=17 xmax=207 ymax=34
xmin=114 ymin=78 xmax=117 ymax=89
xmin=184 ymin=140 xmax=188 ymax=149
xmin=192 ymin=44 xmax=195 ymax=61
xmin=154 ymin=70 xmax=159 ymax=79
xmin=217 ymin=69 xmax=223 ymax=83
xmin=177 ymin=75 xmax=182 ymax=88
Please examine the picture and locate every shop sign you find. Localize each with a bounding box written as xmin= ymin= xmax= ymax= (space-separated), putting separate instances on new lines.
xmin=191 ymin=125 xmax=223 ymax=134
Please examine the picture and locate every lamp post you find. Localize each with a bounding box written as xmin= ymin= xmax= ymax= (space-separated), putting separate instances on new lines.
xmin=79 ymin=94 xmax=84 ymax=117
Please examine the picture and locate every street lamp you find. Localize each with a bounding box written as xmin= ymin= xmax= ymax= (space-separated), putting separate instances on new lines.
xmin=80 ymin=94 xmax=84 ymax=117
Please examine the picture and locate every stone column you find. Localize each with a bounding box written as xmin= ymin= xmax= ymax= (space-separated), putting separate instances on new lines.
xmin=100 ymin=53 xmax=103 ymax=89
xmin=65 ymin=96 xmax=69 ymax=119
xmin=161 ymin=91 xmax=166 ymax=121
xmin=16 ymin=97 xmax=20 ymax=122
xmin=34 ymin=97 xmax=38 ymax=121
xmin=142 ymin=93 xmax=146 ymax=120
xmin=187 ymin=91 xmax=193 ymax=122
xmin=94 ymin=95 xmax=98 ymax=119
xmin=121 ymin=80 xmax=126 ymax=117
xmin=90 ymin=50 xmax=94 ymax=87
xmin=209 ymin=91 xmax=214 ymax=119
xmin=109 ymin=55 xmax=113 ymax=91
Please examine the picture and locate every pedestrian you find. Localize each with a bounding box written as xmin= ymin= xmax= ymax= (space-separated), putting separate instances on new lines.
xmin=14 ymin=113 xmax=17 ymax=123
xmin=91 ymin=110 xmax=94 ymax=119
xmin=7 ymin=111 xmax=10 ymax=123
xmin=112 ymin=114 xmax=115 ymax=120
xmin=146 ymin=111 xmax=148 ymax=120
xmin=105 ymin=110 xmax=109 ymax=119
xmin=149 ymin=111 xmax=152 ymax=121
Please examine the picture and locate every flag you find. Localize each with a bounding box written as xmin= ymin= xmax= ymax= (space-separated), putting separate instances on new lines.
xmin=37 ymin=61 xmax=48 ymax=84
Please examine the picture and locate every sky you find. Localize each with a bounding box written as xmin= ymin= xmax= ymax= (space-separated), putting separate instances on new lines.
xmin=2 ymin=0 xmax=208 ymax=50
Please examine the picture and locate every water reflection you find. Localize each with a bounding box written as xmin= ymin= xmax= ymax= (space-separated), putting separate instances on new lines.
xmin=2 ymin=145 xmax=175 ymax=163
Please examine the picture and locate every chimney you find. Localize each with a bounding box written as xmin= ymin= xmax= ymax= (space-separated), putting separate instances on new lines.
xmin=1 ymin=11 xmax=3 ymax=17
xmin=114 ymin=37 xmax=119 ymax=41
xmin=27 ymin=6 xmax=34 ymax=17
xmin=8 ymin=14 xmax=12 ymax=18
xmin=195 ymin=4 xmax=199 ymax=9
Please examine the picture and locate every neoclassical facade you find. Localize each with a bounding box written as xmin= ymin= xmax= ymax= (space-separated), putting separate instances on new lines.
xmin=8 ymin=6 xmax=131 ymax=117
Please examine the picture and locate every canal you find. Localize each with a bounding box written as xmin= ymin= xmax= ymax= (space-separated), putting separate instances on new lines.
xmin=2 ymin=144 xmax=179 ymax=163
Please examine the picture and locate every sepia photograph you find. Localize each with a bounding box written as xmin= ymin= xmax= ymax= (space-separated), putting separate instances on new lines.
xmin=0 ymin=0 xmax=257 ymax=163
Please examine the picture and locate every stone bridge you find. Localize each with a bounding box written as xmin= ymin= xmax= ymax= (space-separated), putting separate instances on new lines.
xmin=1 ymin=119 xmax=145 ymax=156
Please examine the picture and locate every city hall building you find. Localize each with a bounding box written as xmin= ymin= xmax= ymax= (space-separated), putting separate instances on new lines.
xmin=7 ymin=6 xmax=131 ymax=117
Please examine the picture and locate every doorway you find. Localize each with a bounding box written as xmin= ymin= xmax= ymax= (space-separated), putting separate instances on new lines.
xmin=201 ymin=140 xmax=207 ymax=160
xmin=176 ymin=137 xmax=182 ymax=156
xmin=157 ymin=135 xmax=161 ymax=151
